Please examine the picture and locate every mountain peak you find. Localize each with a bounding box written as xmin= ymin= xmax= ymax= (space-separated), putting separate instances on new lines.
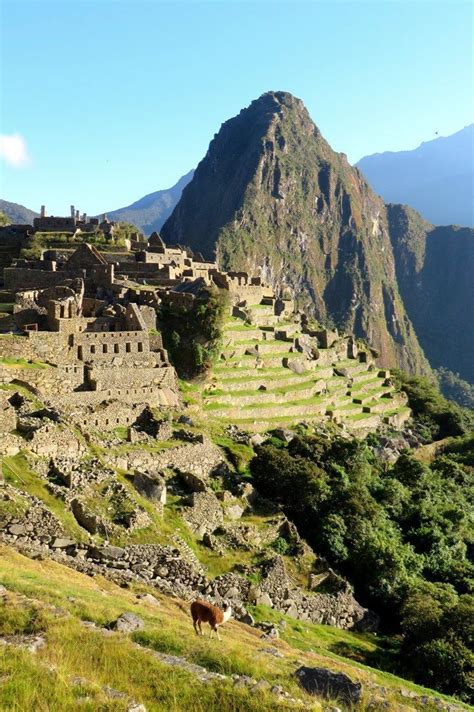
xmin=162 ymin=93 xmax=429 ymax=374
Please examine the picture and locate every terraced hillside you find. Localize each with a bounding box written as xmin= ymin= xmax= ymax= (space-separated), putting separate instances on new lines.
xmin=202 ymin=301 xmax=411 ymax=433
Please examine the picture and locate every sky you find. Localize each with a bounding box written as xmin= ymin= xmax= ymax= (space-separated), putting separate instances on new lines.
xmin=1 ymin=0 xmax=473 ymax=215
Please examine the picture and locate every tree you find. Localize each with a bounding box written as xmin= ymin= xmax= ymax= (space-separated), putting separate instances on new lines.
xmin=0 ymin=210 xmax=11 ymax=226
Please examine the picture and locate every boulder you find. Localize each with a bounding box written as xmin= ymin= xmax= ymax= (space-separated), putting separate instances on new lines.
xmin=257 ymin=622 xmax=279 ymax=639
xmin=71 ymin=498 xmax=106 ymax=536
xmin=226 ymin=504 xmax=244 ymax=521
xmin=136 ymin=593 xmax=160 ymax=606
xmin=51 ymin=537 xmax=75 ymax=549
xmin=271 ymin=428 xmax=295 ymax=443
xmin=239 ymin=611 xmax=255 ymax=626
xmin=109 ymin=612 xmax=145 ymax=633
xmin=179 ymin=471 xmax=208 ymax=493
xmin=287 ymin=359 xmax=307 ymax=374
xmin=133 ymin=471 xmax=167 ymax=504
xmin=256 ymin=592 xmax=273 ymax=608
xmin=97 ymin=545 xmax=127 ymax=561
xmin=295 ymin=666 xmax=362 ymax=704
xmin=8 ymin=524 xmax=26 ymax=536
xmin=249 ymin=434 xmax=266 ymax=447
xmin=178 ymin=415 xmax=194 ymax=427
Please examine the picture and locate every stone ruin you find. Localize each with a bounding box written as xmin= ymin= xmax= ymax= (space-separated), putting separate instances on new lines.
xmin=0 ymin=222 xmax=410 ymax=436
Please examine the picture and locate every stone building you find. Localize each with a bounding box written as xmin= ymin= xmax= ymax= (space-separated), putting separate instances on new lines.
xmin=33 ymin=205 xmax=115 ymax=236
xmin=0 ymin=274 xmax=179 ymax=430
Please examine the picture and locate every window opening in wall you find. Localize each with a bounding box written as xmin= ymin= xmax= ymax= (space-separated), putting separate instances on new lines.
xmin=137 ymin=342 xmax=143 ymax=352
xmin=90 ymin=344 xmax=96 ymax=354
xmin=114 ymin=343 xmax=120 ymax=354
xmin=126 ymin=342 xmax=131 ymax=353
xmin=103 ymin=344 xmax=108 ymax=354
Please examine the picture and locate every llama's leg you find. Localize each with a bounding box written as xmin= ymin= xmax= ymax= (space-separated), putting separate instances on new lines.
xmin=209 ymin=625 xmax=214 ymax=639
xmin=216 ymin=626 xmax=221 ymax=641
xmin=193 ymin=619 xmax=199 ymax=635
xmin=198 ymin=620 xmax=203 ymax=636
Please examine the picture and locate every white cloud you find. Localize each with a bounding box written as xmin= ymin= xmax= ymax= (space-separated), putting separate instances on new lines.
xmin=0 ymin=133 xmax=32 ymax=168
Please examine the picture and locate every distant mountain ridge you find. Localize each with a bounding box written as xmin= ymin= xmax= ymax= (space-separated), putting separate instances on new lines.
xmin=1 ymin=170 xmax=194 ymax=235
xmin=103 ymin=170 xmax=194 ymax=234
xmin=0 ymin=199 xmax=38 ymax=225
xmin=356 ymin=125 xmax=474 ymax=227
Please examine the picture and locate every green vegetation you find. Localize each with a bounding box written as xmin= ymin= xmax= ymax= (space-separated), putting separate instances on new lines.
xmin=0 ymin=356 xmax=48 ymax=369
xmin=112 ymin=220 xmax=143 ymax=244
xmin=392 ymin=369 xmax=474 ymax=440
xmin=249 ymin=430 xmax=474 ymax=701
xmin=18 ymin=221 xmax=141 ymax=260
xmin=0 ymin=209 xmax=11 ymax=226
xmin=159 ymin=287 xmax=228 ymax=378
xmin=436 ymin=367 xmax=474 ymax=409
xmin=1 ymin=545 xmax=466 ymax=712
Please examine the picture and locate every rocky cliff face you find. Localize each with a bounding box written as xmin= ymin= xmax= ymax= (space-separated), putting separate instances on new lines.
xmin=162 ymin=91 xmax=429 ymax=373
xmin=387 ymin=205 xmax=474 ymax=383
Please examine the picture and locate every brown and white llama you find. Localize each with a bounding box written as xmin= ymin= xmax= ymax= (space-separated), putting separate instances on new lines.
xmin=190 ymin=599 xmax=232 ymax=640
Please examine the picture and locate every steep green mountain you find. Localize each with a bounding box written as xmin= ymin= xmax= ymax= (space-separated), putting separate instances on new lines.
xmin=161 ymin=91 xmax=429 ymax=374
xmin=357 ymin=125 xmax=474 ymax=227
xmin=0 ymin=199 xmax=38 ymax=224
xmin=103 ymin=169 xmax=194 ymax=235
xmin=387 ymin=204 xmax=474 ymax=384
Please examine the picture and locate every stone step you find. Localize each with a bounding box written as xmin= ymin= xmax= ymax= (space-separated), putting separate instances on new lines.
xmin=334 ymin=359 xmax=372 ymax=376
xmin=363 ymin=394 xmax=405 ymax=414
xmin=204 ymin=384 xmax=319 ymax=407
xmin=383 ymin=406 xmax=411 ymax=427
xmin=223 ymin=329 xmax=267 ymax=342
xmin=224 ymin=352 xmax=299 ymax=368
xmin=352 ymin=385 xmax=394 ymax=404
xmin=350 ymin=370 xmax=381 ymax=384
xmin=204 ymin=397 xmax=332 ymax=420
xmin=345 ymin=413 xmax=383 ymax=431
xmin=229 ymin=340 xmax=295 ymax=355
xmin=349 ymin=376 xmax=386 ymax=393
xmin=212 ymin=372 xmax=322 ymax=391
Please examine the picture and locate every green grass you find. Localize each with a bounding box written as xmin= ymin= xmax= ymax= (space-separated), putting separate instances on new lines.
xmin=0 ymin=545 xmax=467 ymax=712
xmin=0 ymin=356 xmax=49 ymax=369
xmin=0 ymin=382 xmax=45 ymax=409
xmin=204 ymin=394 xmax=329 ymax=413
xmin=216 ymin=370 xmax=307 ymax=380
xmin=212 ymin=434 xmax=254 ymax=472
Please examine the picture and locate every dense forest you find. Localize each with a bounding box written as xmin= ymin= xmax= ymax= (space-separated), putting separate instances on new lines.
xmin=250 ymin=375 xmax=474 ymax=701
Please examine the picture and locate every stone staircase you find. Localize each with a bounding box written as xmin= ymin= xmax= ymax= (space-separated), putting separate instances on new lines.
xmin=202 ymin=307 xmax=411 ymax=433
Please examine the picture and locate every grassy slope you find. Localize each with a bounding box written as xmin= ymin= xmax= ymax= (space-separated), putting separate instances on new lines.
xmin=1 ymin=545 xmax=469 ymax=712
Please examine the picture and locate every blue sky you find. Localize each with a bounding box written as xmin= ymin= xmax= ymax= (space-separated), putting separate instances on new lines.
xmin=1 ymin=0 xmax=473 ymax=215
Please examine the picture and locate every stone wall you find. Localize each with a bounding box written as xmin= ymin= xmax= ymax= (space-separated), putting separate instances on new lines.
xmin=106 ymin=438 xmax=227 ymax=477
xmin=0 ymin=393 xmax=17 ymax=432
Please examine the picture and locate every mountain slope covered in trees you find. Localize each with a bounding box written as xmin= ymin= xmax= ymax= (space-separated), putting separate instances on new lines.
xmin=0 ymin=199 xmax=38 ymax=224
